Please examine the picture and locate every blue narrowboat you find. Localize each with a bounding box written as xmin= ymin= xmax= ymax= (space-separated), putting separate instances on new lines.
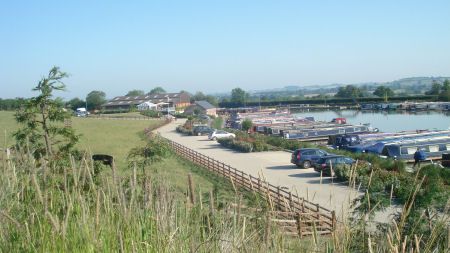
xmin=378 ymin=137 xmax=450 ymax=160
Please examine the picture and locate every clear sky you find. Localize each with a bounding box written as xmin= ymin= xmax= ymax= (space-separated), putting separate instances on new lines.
xmin=1 ymin=0 xmax=449 ymax=100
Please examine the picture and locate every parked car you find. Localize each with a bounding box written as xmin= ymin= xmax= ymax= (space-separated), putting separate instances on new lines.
xmin=208 ymin=130 xmax=235 ymax=140
xmin=193 ymin=125 xmax=212 ymax=136
xmin=198 ymin=114 xmax=210 ymax=120
xmin=291 ymin=148 xmax=331 ymax=169
xmin=313 ymin=155 xmax=356 ymax=176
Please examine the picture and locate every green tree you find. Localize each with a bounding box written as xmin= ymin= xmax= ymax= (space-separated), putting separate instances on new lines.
xmin=66 ymin=97 xmax=85 ymax=111
xmin=241 ymin=119 xmax=253 ymax=132
xmin=191 ymin=92 xmax=206 ymax=103
xmin=148 ymin=87 xmax=166 ymax=95
xmin=425 ymin=80 xmax=441 ymax=95
xmin=231 ymin=88 xmax=246 ymax=106
xmin=373 ymin=86 xmax=395 ymax=97
xmin=335 ymin=85 xmax=364 ymax=98
xmin=14 ymin=67 xmax=79 ymax=159
xmin=205 ymin=95 xmax=218 ymax=106
xmin=126 ymin=89 xmax=145 ymax=96
xmin=86 ymin=90 xmax=106 ymax=110
xmin=438 ymin=79 xmax=450 ymax=101
xmin=193 ymin=108 xmax=201 ymax=115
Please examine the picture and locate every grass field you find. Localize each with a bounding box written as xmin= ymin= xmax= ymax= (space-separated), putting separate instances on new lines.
xmin=0 ymin=111 xmax=252 ymax=203
xmin=71 ymin=117 xmax=164 ymax=169
xmin=0 ymin=111 xmax=18 ymax=148
xmin=0 ymin=111 xmax=164 ymax=169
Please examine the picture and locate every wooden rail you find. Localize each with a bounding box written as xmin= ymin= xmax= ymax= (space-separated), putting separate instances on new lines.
xmin=227 ymin=202 xmax=335 ymax=238
xmin=165 ymin=138 xmax=336 ymax=235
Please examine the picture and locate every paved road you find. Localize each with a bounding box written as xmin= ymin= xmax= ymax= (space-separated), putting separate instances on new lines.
xmin=157 ymin=120 xmax=361 ymax=217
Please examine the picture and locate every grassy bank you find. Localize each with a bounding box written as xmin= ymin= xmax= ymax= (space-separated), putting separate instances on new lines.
xmin=1 ymin=130 xmax=447 ymax=251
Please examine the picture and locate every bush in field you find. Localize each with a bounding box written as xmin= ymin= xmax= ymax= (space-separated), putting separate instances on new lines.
xmin=176 ymin=125 xmax=193 ymax=135
xmin=102 ymin=109 xmax=129 ymax=114
xmin=140 ymin=110 xmax=162 ymax=118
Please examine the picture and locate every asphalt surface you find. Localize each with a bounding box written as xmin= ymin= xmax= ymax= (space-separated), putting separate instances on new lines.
xmin=155 ymin=119 xmax=370 ymax=218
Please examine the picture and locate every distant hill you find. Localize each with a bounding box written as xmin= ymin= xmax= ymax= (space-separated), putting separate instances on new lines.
xmin=245 ymin=76 xmax=450 ymax=97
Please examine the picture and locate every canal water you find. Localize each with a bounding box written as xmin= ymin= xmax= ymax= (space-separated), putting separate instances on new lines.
xmin=292 ymin=110 xmax=450 ymax=132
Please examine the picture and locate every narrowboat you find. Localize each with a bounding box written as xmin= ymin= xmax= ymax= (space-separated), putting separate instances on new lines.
xmin=379 ymin=137 xmax=450 ymax=160
xmin=361 ymin=104 xmax=373 ymax=110
xmin=283 ymin=125 xmax=372 ymax=140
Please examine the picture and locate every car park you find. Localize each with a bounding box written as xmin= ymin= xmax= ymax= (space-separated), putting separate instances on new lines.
xmin=208 ymin=130 xmax=235 ymax=140
xmin=313 ymin=155 xmax=356 ymax=176
xmin=193 ymin=125 xmax=212 ymax=136
xmin=291 ymin=148 xmax=331 ymax=168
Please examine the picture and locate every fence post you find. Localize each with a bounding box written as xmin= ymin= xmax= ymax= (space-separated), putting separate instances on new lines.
xmin=316 ymin=203 xmax=320 ymax=222
xmin=188 ymin=174 xmax=195 ymax=205
xmin=297 ymin=213 xmax=303 ymax=238
xmin=241 ymin=171 xmax=244 ymax=187
xmin=331 ymin=210 xmax=336 ymax=230
xmin=258 ymin=177 xmax=261 ymax=193
xmin=277 ymin=186 xmax=281 ymax=207
xmin=289 ymin=192 xmax=293 ymax=211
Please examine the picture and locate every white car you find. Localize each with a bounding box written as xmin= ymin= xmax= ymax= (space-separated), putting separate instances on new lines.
xmin=208 ymin=130 xmax=236 ymax=140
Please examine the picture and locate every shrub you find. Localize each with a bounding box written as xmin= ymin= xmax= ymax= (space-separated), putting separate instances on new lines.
xmin=241 ymin=119 xmax=253 ymax=131
xmin=390 ymin=160 xmax=406 ymax=173
xmin=217 ymin=138 xmax=253 ymax=152
xmin=234 ymin=140 xmax=253 ymax=152
xmin=140 ymin=110 xmax=161 ymax=118
xmin=334 ymin=164 xmax=352 ymax=181
xmin=217 ymin=138 xmax=234 ymax=148
xmin=174 ymin=113 xmax=188 ymax=118
xmin=102 ymin=109 xmax=129 ymax=114
xmin=176 ymin=125 xmax=193 ymax=135
xmin=253 ymin=141 xmax=269 ymax=152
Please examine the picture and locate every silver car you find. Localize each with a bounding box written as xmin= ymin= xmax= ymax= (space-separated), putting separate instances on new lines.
xmin=208 ymin=130 xmax=236 ymax=140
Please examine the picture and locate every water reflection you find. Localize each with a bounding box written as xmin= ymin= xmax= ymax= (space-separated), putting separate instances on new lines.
xmin=291 ymin=109 xmax=450 ymax=132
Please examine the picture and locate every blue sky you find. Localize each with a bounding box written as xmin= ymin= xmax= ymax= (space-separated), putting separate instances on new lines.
xmin=1 ymin=0 xmax=449 ymax=99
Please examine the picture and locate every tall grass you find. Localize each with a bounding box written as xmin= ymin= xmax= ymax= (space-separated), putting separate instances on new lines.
xmin=0 ymin=138 xmax=447 ymax=252
xmin=0 ymin=148 xmax=307 ymax=252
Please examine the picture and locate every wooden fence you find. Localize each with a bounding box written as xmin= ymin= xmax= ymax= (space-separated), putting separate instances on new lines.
xmin=167 ymin=139 xmax=336 ymax=235
xmin=227 ymin=202 xmax=335 ymax=237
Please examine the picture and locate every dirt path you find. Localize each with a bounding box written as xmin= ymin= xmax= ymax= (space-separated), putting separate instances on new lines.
xmin=156 ymin=120 xmax=364 ymax=217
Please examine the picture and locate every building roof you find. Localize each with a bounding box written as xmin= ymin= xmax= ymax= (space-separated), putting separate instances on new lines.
xmin=195 ymin=101 xmax=215 ymax=110
xmin=102 ymin=92 xmax=189 ymax=107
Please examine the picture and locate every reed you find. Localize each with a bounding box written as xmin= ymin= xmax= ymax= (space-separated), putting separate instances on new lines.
xmin=0 ymin=142 xmax=447 ymax=252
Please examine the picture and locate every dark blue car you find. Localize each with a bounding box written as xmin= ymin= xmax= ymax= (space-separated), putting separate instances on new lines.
xmin=291 ymin=148 xmax=330 ymax=169
xmin=313 ymin=155 xmax=356 ymax=176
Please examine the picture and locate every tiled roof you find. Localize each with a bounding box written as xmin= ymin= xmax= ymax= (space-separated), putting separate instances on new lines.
xmin=195 ymin=101 xmax=215 ymax=110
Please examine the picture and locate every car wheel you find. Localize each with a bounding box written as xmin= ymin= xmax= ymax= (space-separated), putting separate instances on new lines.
xmin=197 ymin=132 xmax=201 ymax=136
xmin=212 ymin=137 xmax=217 ymax=141
xmin=302 ymin=161 xmax=311 ymax=169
